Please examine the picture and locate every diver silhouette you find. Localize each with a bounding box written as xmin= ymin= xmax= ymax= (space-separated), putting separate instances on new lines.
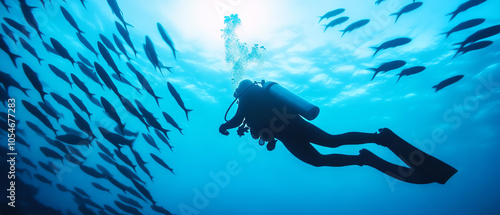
xmin=220 ymin=80 xmax=457 ymax=184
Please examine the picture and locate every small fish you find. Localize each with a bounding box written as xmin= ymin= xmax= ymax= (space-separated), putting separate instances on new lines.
xmin=104 ymin=205 xmax=122 ymax=215
xmin=60 ymin=6 xmax=84 ymax=34
xmin=111 ymin=73 xmax=141 ymax=94
xmin=118 ymin=194 xmax=143 ymax=209
xmin=144 ymin=36 xmax=162 ymax=73
xmin=114 ymin=149 xmax=136 ymax=172
xmin=56 ymin=134 xmax=92 ymax=147
xmin=74 ymin=187 xmax=91 ymax=198
xmin=369 ymin=60 xmax=406 ymax=81
xmin=131 ymin=149 xmax=153 ymax=181
xmin=150 ymin=153 xmax=174 ymax=174
xmin=107 ymin=0 xmax=133 ymax=31
xmin=96 ymin=141 xmax=114 ymax=158
xmin=44 ymin=137 xmax=69 ymax=154
xmin=101 ymin=97 xmax=125 ymax=133
xmin=65 ymin=154 xmax=84 ymax=165
xmin=0 ymin=71 xmax=29 ymax=96
xmin=77 ymin=53 xmax=93 ymax=68
xmin=163 ymin=112 xmax=183 ymax=134
xmin=120 ymin=97 xmax=149 ymax=131
xmin=38 ymin=161 xmax=57 ymax=175
xmin=433 ymin=75 xmax=464 ymax=92
xmin=112 ymin=34 xmax=130 ymax=61
xmin=447 ymin=0 xmax=487 ymax=21
xmin=155 ymin=129 xmax=173 ymax=151
xmin=91 ymin=182 xmax=110 ymax=193
xmin=99 ymin=152 xmax=116 ymax=166
xmin=323 ymin=16 xmax=349 ymax=32
xmin=168 ymin=82 xmax=193 ymax=120
xmin=71 ymin=74 xmax=94 ymax=99
xmin=396 ymin=66 xmax=426 ymax=82
xmin=34 ymin=174 xmax=52 ymax=186
xmin=43 ymin=41 xmax=58 ymax=55
xmin=98 ymin=42 xmax=123 ymax=79
xmin=340 ymin=19 xmax=370 ymax=37
xmin=19 ymin=0 xmax=43 ymax=38
xmin=77 ymin=33 xmax=99 ymax=58
xmin=71 ymin=110 xmax=96 ymax=140
xmin=454 ymin=40 xmax=493 ymax=57
xmin=67 ymin=145 xmax=86 ymax=160
xmin=131 ymin=179 xmax=155 ymax=205
xmin=151 ymin=205 xmax=174 ymax=215
xmin=2 ymin=24 xmax=17 ymax=44
xmin=157 ymin=22 xmax=178 ymax=60
xmin=453 ymin=25 xmax=500 ymax=57
xmin=142 ymin=133 xmax=160 ymax=151
xmin=19 ymin=37 xmax=43 ymax=64
xmin=391 ymin=2 xmax=423 ymax=23
xmin=127 ymin=62 xmax=161 ymax=105
xmin=442 ymin=18 xmax=485 ymax=38
xmin=371 ymin=37 xmax=412 ymax=57
xmin=98 ymin=127 xmax=134 ymax=150
xmin=136 ymin=100 xmax=170 ymax=136
xmin=0 ymin=34 xmax=21 ymax=67
xmin=39 ymin=101 xmax=61 ymax=122
xmin=50 ymin=92 xmax=77 ymax=113
xmin=40 ymin=147 xmax=64 ymax=163
xmin=22 ymin=100 xmax=57 ymax=135
xmin=26 ymin=121 xmax=44 ymax=136
xmin=22 ymin=63 xmax=47 ymax=101
xmin=80 ymin=165 xmax=104 ymax=179
xmin=77 ymin=62 xmax=104 ymax=89
xmin=94 ymin=62 xmax=122 ymax=98
xmin=115 ymin=21 xmax=137 ymax=56
xmin=318 ymin=8 xmax=345 ymax=23
xmin=50 ymin=38 xmax=75 ymax=66
xmin=20 ymin=156 xmax=37 ymax=169
xmin=96 ymin=164 xmax=114 ymax=179
xmin=3 ymin=18 xmax=30 ymax=38
xmin=115 ymin=201 xmax=141 ymax=215
xmin=124 ymin=186 xmax=146 ymax=202
xmin=114 ymin=162 xmax=144 ymax=184
xmin=56 ymin=184 xmax=70 ymax=192
xmin=61 ymin=125 xmax=84 ymax=137
xmin=100 ymin=34 xmax=121 ymax=58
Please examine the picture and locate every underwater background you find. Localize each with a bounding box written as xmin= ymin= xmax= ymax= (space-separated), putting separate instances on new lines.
xmin=1 ymin=0 xmax=500 ymax=214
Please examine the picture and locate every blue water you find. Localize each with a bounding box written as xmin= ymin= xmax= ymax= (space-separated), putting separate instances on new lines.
xmin=1 ymin=0 xmax=500 ymax=214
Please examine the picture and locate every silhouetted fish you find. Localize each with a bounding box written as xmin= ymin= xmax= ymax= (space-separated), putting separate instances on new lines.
xmin=115 ymin=21 xmax=137 ymax=56
xmin=396 ymin=66 xmax=426 ymax=82
xmin=318 ymin=8 xmax=345 ymax=23
xmin=104 ymin=205 xmax=122 ymax=215
xmin=56 ymin=184 xmax=70 ymax=193
xmin=21 ymin=156 xmax=37 ymax=169
xmin=0 ymin=34 xmax=20 ymax=67
xmin=19 ymin=0 xmax=43 ymax=38
xmin=150 ymin=153 xmax=174 ymax=174
xmin=157 ymin=22 xmax=178 ymax=60
xmin=453 ymin=25 xmax=500 ymax=57
xmin=323 ymin=16 xmax=349 ymax=32
xmin=0 ymin=71 xmax=29 ymax=95
xmin=100 ymin=34 xmax=121 ymax=58
xmin=61 ymin=125 xmax=84 ymax=137
xmin=71 ymin=74 xmax=94 ymax=99
xmin=26 ymin=121 xmax=44 ymax=136
xmin=120 ymin=97 xmax=149 ymax=131
xmin=112 ymin=34 xmax=130 ymax=61
xmin=163 ymin=112 xmax=183 ymax=134
xmin=131 ymin=179 xmax=155 ymax=205
xmin=19 ymin=37 xmax=43 ymax=64
xmin=3 ymin=17 xmax=30 ymax=38
xmin=115 ymin=201 xmax=141 ymax=215
xmin=447 ymin=0 xmax=486 ymax=21
xmin=369 ymin=60 xmax=406 ymax=81
xmin=91 ymin=182 xmax=110 ymax=193
xmin=114 ymin=149 xmax=136 ymax=172
xmin=2 ymin=24 xmax=17 ymax=44
xmin=38 ymin=161 xmax=57 ymax=175
xmin=142 ymin=133 xmax=160 ymax=151
xmin=107 ymin=0 xmax=132 ymax=31
xmin=98 ymin=127 xmax=134 ymax=150
xmin=391 ymin=2 xmax=423 ymax=23
xmin=94 ymin=62 xmax=122 ymax=98
xmin=77 ymin=33 xmax=99 ymax=58
xmin=80 ymin=165 xmax=104 ymax=179
xmin=40 ymin=147 xmax=64 ymax=163
xmin=96 ymin=141 xmax=114 ymax=158
xmin=99 ymin=152 xmax=116 ymax=166
xmin=56 ymin=134 xmax=92 ymax=147
xmin=60 ymin=6 xmax=84 ymax=34
xmin=127 ymin=62 xmax=161 ymax=105
xmin=65 ymin=154 xmax=84 ymax=165
xmin=144 ymin=35 xmax=162 ymax=72
xmin=67 ymin=145 xmax=86 ymax=160
xmin=131 ymin=149 xmax=153 ymax=181
xmin=371 ymin=37 xmax=411 ymax=57
xmin=71 ymin=110 xmax=96 ymax=140
xmin=44 ymin=137 xmax=69 ymax=154
xmin=136 ymin=100 xmax=170 ymax=136
xmin=22 ymin=63 xmax=47 ymax=101
xmin=111 ymin=73 xmax=141 ymax=94
xmin=100 ymin=97 xmax=125 ymax=133
xmin=340 ymin=19 xmax=370 ymax=37
xmin=114 ymin=162 xmax=144 ymax=184
xmin=34 ymin=174 xmax=52 ymax=186
xmin=433 ymin=75 xmax=464 ymax=92
xmin=155 ymin=129 xmax=173 ymax=151
xmin=74 ymin=187 xmax=91 ymax=198
xmin=22 ymin=100 xmax=57 ymax=135
xmin=454 ymin=40 xmax=493 ymax=57
xmin=151 ymin=205 xmax=173 ymax=215
xmin=98 ymin=42 xmax=123 ymax=79
xmin=50 ymin=92 xmax=77 ymax=113
xmin=442 ymin=18 xmax=485 ymax=38
xmin=48 ymin=64 xmax=73 ymax=88
xmin=77 ymin=62 xmax=104 ymax=89
xmin=39 ymin=101 xmax=61 ymax=122
xmin=168 ymin=82 xmax=193 ymax=120
xmin=50 ymin=38 xmax=75 ymax=66
xmin=118 ymin=194 xmax=142 ymax=209
xmin=43 ymin=41 xmax=58 ymax=55
xmin=77 ymin=52 xmax=93 ymax=68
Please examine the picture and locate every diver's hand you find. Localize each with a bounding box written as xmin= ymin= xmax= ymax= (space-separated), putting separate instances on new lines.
xmin=219 ymin=124 xmax=229 ymax=136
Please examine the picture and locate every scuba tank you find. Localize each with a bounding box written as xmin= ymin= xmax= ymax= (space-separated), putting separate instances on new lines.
xmin=262 ymin=81 xmax=320 ymax=121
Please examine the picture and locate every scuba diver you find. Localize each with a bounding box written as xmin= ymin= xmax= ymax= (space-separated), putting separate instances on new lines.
xmin=219 ymin=80 xmax=457 ymax=184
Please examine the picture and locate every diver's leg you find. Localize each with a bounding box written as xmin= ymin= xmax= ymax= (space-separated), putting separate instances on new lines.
xmin=280 ymin=137 xmax=364 ymax=167
xmin=359 ymin=149 xmax=435 ymax=184
xmin=378 ymin=128 xmax=457 ymax=184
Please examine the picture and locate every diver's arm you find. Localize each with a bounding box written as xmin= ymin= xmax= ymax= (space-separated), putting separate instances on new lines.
xmin=219 ymin=105 xmax=245 ymax=135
